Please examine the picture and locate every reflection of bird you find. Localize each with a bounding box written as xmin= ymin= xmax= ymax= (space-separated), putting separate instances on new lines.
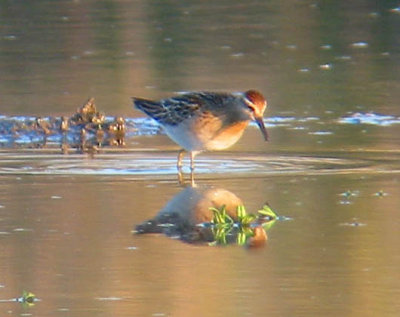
xmin=247 ymin=226 xmax=268 ymax=248
xmin=132 ymin=90 xmax=268 ymax=171
xmin=157 ymin=186 xmax=243 ymax=225
xmin=134 ymin=185 xmax=270 ymax=247
xmin=135 ymin=186 xmax=243 ymax=236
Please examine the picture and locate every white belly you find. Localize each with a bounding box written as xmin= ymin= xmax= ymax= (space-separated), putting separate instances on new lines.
xmin=162 ymin=119 xmax=247 ymax=152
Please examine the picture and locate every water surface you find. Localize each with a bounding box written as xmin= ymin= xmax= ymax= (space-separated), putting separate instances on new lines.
xmin=1 ymin=1 xmax=400 ymax=316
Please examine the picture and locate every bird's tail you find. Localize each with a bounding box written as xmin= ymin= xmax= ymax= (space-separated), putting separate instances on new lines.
xmin=132 ymin=97 xmax=163 ymax=118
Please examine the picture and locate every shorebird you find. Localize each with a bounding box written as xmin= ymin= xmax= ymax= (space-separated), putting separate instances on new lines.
xmin=132 ymin=90 xmax=268 ymax=171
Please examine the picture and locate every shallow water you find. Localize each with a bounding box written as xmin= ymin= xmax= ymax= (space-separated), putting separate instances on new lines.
xmin=1 ymin=1 xmax=400 ymax=316
xmin=1 ymin=170 xmax=400 ymax=316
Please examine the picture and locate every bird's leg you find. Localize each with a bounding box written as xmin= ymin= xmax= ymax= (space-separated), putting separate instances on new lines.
xmin=177 ymin=149 xmax=185 ymax=170
xmin=190 ymin=151 xmax=195 ymax=172
xmin=189 ymin=151 xmax=197 ymax=186
xmin=177 ymin=169 xmax=184 ymax=185
xmin=190 ymin=170 xmax=195 ymax=187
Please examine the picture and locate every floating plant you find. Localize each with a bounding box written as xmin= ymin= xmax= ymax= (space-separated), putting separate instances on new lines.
xmin=0 ymin=291 xmax=38 ymax=307
xmin=207 ymin=204 xmax=280 ymax=247
xmin=17 ymin=291 xmax=36 ymax=306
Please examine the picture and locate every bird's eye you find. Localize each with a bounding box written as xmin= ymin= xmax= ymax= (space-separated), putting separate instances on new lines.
xmin=246 ymin=103 xmax=255 ymax=113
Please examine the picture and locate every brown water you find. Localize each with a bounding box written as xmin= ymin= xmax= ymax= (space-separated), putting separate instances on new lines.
xmin=1 ymin=1 xmax=400 ymax=316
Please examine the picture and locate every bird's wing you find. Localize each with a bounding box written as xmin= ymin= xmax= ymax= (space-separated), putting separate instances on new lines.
xmin=133 ymin=93 xmax=208 ymax=126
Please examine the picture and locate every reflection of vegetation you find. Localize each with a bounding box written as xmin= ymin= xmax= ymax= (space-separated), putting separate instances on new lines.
xmin=210 ymin=206 xmax=234 ymax=245
xmin=258 ymin=204 xmax=279 ymax=231
xmin=208 ymin=204 xmax=278 ymax=247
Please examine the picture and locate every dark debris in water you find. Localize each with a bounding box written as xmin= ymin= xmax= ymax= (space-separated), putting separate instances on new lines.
xmin=0 ymin=98 xmax=129 ymax=153
xmin=340 ymin=221 xmax=366 ymax=227
xmin=373 ymin=190 xmax=388 ymax=197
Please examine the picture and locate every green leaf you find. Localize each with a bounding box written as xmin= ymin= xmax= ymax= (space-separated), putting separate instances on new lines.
xmin=214 ymin=227 xmax=228 ymax=245
xmin=211 ymin=207 xmax=223 ymax=224
xmin=17 ymin=291 xmax=36 ymax=307
xmin=237 ymin=205 xmax=246 ymax=220
xmin=262 ymin=219 xmax=277 ymax=231
xmin=241 ymin=214 xmax=257 ymax=225
xmin=237 ymin=232 xmax=247 ymax=246
xmin=257 ymin=204 xmax=278 ymax=219
xmin=22 ymin=291 xmax=36 ymax=303
xmin=211 ymin=205 xmax=234 ymax=225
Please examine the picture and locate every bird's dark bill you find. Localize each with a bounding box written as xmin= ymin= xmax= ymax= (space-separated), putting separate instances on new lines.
xmin=255 ymin=117 xmax=268 ymax=141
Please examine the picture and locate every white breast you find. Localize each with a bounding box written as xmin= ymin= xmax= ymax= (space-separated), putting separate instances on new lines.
xmin=163 ymin=122 xmax=207 ymax=151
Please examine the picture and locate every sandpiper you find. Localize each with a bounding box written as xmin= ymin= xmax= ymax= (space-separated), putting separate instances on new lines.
xmin=132 ymin=90 xmax=268 ymax=171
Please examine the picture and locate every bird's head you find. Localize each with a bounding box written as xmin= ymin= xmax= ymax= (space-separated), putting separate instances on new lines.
xmin=243 ymin=90 xmax=268 ymax=141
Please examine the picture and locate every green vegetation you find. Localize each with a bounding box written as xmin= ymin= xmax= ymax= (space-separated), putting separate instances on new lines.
xmin=208 ymin=204 xmax=279 ymax=246
xmin=15 ymin=291 xmax=36 ymax=307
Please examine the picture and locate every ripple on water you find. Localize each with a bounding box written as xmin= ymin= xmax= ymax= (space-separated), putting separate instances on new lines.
xmin=338 ymin=112 xmax=400 ymax=126
xmin=0 ymin=151 xmax=384 ymax=178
